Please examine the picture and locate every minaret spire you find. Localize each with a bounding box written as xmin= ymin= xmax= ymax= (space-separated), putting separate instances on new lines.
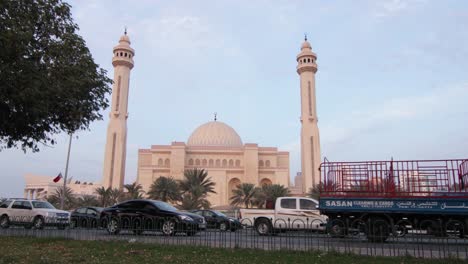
xmin=296 ymin=37 xmax=321 ymax=193
xmin=102 ymin=33 xmax=135 ymax=189
xmin=214 ymin=112 xmax=217 ymax=121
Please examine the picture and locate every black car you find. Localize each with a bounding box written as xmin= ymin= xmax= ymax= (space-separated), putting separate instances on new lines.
xmin=100 ymin=199 xmax=206 ymax=236
xmin=70 ymin=207 xmax=103 ymax=228
xmin=190 ymin=209 xmax=242 ymax=232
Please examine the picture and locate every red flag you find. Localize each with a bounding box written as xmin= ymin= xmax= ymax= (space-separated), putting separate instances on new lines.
xmin=53 ymin=173 xmax=62 ymax=183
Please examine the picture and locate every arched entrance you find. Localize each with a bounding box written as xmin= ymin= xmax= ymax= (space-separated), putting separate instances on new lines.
xmin=228 ymin=178 xmax=241 ymax=200
xmin=260 ymin=178 xmax=272 ymax=186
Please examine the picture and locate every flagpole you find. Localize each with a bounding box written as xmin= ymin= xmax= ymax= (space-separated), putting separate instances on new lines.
xmin=60 ymin=133 xmax=73 ymax=210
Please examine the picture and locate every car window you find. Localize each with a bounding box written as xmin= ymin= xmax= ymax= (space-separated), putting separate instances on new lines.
xmin=12 ymin=201 xmax=24 ymax=209
xmin=280 ymin=198 xmax=297 ymax=209
xmin=192 ymin=210 xmax=203 ymax=216
xmin=299 ymin=199 xmax=317 ymax=210
xmin=202 ymin=211 xmax=213 ymax=217
xmin=213 ymin=211 xmax=227 ymax=217
xmin=77 ymin=208 xmax=87 ymax=214
xmin=32 ymin=201 xmax=54 ymax=209
xmin=152 ymin=201 xmax=177 ymax=212
xmin=0 ymin=200 xmax=12 ymax=208
xmin=86 ymin=209 xmax=97 ymax=216
xmin=119 ymin=201 xmax=145 ymax=209
xmin=22 ymin=201 xmax=32 ymax=209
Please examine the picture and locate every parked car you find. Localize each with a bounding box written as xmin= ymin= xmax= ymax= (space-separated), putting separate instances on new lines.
xmin=0 ymin=198 xmax=70 ymax=229
xmin=70 ymin=207 xmax=103 ymax=228
xmin=100 ymin=199 xmax=206 ymax=236
xmin=240 ymin=197 xmax=327 ymax=235
xmin=190 ymin=209 xmax=242 ymax=231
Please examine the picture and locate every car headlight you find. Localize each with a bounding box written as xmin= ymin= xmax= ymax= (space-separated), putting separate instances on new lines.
xmin=229 ymin=218 xmax=235 ymax=222
xmin=178 ymin=215 xmax=193 ymax=221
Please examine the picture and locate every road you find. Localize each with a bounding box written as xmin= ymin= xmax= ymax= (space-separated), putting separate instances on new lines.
xmin=1 ymin=227 xmax=467 ymax=259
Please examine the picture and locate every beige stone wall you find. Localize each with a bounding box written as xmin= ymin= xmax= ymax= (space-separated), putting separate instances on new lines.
xmin=136 ymin=142 xmax=290 ymax=207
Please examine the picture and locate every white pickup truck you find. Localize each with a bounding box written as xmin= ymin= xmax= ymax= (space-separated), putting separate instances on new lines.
xmin=240 ymin=197 xmax=327 ymax=235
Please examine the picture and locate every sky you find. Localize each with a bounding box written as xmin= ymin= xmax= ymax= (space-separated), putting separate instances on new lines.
xmin=1 ymin=0 xmax=468 ymax=197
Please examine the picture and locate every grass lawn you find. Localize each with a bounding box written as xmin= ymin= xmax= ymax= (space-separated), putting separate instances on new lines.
xmin=0 ymin=236 xmax=465 ymax=264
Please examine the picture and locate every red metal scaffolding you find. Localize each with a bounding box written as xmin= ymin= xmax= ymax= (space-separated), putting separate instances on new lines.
xmin=320 ymin=159 xmax=468 ymax=198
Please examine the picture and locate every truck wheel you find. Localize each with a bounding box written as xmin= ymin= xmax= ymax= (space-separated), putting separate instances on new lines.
xmin=328 ymin=219 xmax=346 ymax=238
xmin=255 ymin=219 xmax=272 ymax=236
xmin=367 ymin=217 xmax=390 ymax=243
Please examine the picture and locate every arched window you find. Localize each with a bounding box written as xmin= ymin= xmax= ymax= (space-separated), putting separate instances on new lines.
xmin=259 ymin=160 xmax=264 ymax=167
xmin=158 ymin=158 xmax=163 ymax=166
xmin=222 ymin=159 xmax=227 ymax=167
xmin=260 ymin=178 xmax=272 ymax=186
xmin=188 ymin=159 xmax=194 ymax=166
xmin=209 ymin=159 xmax=214 ymax=167
xmin=229 ymin=159 xmax=234 ymax=167
xmin=120 ymin=52 xmax=123 ymax=56
xmin=165 ymin=159 xmax=170 ymax=167
xmin=265 ymin=160 xmax=271 ymax=167
xmin=235 ymin=160 xmax=241 ymax=167
xmin=216 ymin=159 xmax=221 ymax=167
xmin=228 ymin=178 xmax=241 ymax=199
xmin=124 ymin=53 xmax=127 ymax=57
xmin=202 ymin=159 xmax=207 ymax=166
xmin=195 ymin=159 xmax=200 ymax=166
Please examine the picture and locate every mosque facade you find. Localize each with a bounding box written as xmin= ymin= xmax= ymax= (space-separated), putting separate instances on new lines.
xmin=136 ymin=120 xmax=290 ymax=207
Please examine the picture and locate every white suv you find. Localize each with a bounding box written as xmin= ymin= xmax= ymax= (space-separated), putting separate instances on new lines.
xmin=0 ymin=199 xmax=70 ymax=229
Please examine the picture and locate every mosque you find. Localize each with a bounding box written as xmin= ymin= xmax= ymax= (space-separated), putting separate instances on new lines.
xmin=24 ymin=32 xmax=322 ymax=206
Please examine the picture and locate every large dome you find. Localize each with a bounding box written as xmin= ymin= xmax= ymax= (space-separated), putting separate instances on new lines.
xmin=187 ymin=121 xmax=243 ymax=147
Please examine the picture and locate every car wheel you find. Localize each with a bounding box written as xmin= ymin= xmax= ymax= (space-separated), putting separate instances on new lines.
xmin=255 ymin=219 xmax=272 ymax=236
xmin=91 ymin=219 xmax=97 ymax=229
xmin=230 ymin=227 xmax=237 ymax=232
xmin=0 ymin=215 xmax=10 ymax=229
xmin=219 ymin=222 xmax=227 ymax=232
xmin=162 ymin=219 xmax=176 ymax=236
xmin=33 ymin=216 xmax=44 ymax=230
xmin=107 ymin=217 xmax=120 ymax=235
xmin=70 ymin=219 xmax=77 ymax=229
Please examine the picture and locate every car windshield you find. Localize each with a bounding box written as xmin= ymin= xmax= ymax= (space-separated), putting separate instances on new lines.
xmin=32 ymin=201 xmax=55 ymax=209
xmin=213 ymin=211 xmax=227 ymax=217
xmin=152 ymin=201 xmax=177 ymax=212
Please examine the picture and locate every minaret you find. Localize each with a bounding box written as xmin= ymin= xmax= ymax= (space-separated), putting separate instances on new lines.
xmin=102 ymin=31 xmax=135 ymax=189
xmin=296 ymin=36 xmax=321 ymax=193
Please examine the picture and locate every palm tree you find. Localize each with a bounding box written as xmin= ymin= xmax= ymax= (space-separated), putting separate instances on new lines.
xmin=47 ymin=186 xmax=76 ymax=210
xmin=124 ymin=182 xmax=145 ymax=199
xmin=229 ymin=183 xmax=258 ymax=208
xmin=109 ymin=188 xmax=124 ymax=205
xmin=147 ymin=176 xmax=180 ymax=202
xmin=307 ymin=180 xmax=340 ymax=200
xmin=177 ymin=192 xmax=211 ymax=210
xmin=76 ymin=195 xmax=100 ymax=207
xmin=253 ymin=184 xmax=289 ymax=208
xmin=178 ymin=168 xmax=216 ymax=210
xmin=95 ymin=186 xmax=111 ymax=207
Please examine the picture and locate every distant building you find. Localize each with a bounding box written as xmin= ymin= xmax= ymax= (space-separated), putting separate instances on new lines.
xmin=23 ymin=174 xmax=101 ymax=200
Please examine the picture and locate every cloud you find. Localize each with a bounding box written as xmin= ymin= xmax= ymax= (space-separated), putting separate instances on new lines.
xmin=321 ymin=82 xmax=468 ymax=145
xmin=372 ymin=0 xmax=426 ymax=18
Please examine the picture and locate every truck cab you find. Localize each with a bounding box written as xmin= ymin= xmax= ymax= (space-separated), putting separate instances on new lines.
xmin=240 ymin=197 xmax=327 ymax=235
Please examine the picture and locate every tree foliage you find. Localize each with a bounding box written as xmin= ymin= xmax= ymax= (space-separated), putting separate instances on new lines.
xmin=253 ymin=184 xmax=290 ymax=208
xmin=147 ymin=176 xmax=180 ymax=203
xmin=47 ymin=186 xmax=75 ymax=210
xmin=229 ymin=183 xmax=257 ymax=208
xmin=0 ymin=0 xmax=112 ymax=151
xmin=124 ymin=182 xmax=145 ymax=200
xmin=177 ymin=168 xmax=216 ymax=210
